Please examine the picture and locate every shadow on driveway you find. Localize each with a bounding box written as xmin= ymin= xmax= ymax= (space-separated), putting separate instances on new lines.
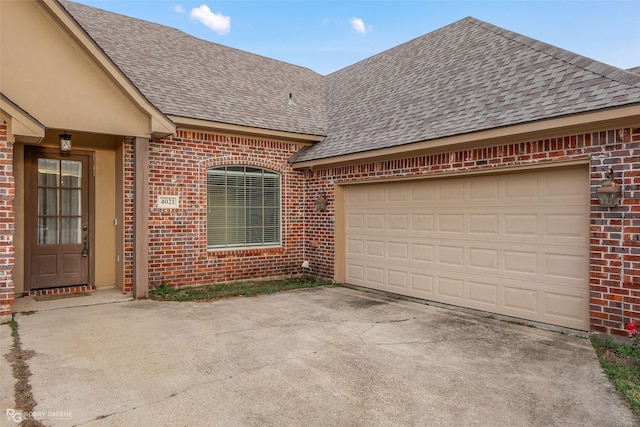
xmin=4 ymin=286 xmax=638 ymax=426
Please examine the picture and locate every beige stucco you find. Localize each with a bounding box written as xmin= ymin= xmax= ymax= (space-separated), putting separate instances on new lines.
xmin=0 ymin=0 xmax=174 ymax=139
xmin=94 ymin=148 xmax=117 ymax=288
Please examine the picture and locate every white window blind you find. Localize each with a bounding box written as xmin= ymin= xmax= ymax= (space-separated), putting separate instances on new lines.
xmin=207 ymin=166 xmax=281 ymax=249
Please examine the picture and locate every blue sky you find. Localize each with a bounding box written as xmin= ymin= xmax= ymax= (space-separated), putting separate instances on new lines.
xmin=71 ymin=0 xmax=640 ymax=75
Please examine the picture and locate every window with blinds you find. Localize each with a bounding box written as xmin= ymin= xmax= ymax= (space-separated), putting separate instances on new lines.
xmin=207 ymin=166 xmax=281 ymax=249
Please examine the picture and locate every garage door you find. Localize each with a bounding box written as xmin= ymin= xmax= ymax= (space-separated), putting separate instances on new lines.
xmin=344 ymin=166 xmax=590 ymax=330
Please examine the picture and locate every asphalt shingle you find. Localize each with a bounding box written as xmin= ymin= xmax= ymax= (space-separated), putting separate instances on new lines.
xmin=58 ymin=2 xmax=640 ymax=163
xmin=60 ymin=0 xmax=326 ymax=137
xmin=293 ymin=17 xmax=640 ymax=162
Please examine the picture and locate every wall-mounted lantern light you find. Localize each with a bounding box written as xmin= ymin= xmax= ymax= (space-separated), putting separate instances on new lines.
xmin=596 ymin=168 xmax=622 ymax=208
xmin=315 ymin=194 xmax=328 ymax=212
xmin=59 ymin=132 xmax=72 ymax=152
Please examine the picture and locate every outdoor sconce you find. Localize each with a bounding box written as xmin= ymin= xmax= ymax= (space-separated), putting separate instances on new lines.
xmin=59 ymin=132 xmax=72 ymax=152
xmin=315 ymin=194 xmax=329 ymax=212
xmin=596 ymin=169 xmax=622 ymax=208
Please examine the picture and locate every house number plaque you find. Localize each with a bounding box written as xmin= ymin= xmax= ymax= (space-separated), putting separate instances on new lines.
xmin=157 ymin=195 xmax=179 ymax=209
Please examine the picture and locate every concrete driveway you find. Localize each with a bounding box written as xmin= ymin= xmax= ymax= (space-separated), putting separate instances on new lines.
xmin=2 ymin=286 xmax=637 ymax=427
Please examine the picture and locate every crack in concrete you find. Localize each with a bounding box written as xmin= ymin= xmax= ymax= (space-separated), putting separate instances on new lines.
xmin=375 ymin=317 xmax=415 ymax=323
xmin=4 ymin=319 xmax=45 ymax=427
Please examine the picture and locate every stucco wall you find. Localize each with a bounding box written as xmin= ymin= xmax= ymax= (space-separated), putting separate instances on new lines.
xmin=304 ymin=126 xmax=640 ymax=336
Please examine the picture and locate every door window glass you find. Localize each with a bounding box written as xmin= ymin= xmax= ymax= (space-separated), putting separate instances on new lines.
xmin=37 ymin=158 xmax=83 ymax=245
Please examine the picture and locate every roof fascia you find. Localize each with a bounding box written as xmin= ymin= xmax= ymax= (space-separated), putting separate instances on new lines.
xmin=169 ymin=115 xmax=325 ymax=145
xmin=41 ymin=0 xmax=175 ymax=138
xmin=0 ymin=94 xmax=46 ymax=143
xmin=293 ymin=105 xmax=640 ymax=169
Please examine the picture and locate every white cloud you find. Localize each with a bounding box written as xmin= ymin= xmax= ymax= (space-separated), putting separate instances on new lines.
xmin=350 ymin=17 xmax=367 ymax=34
xmin=190 ymin=4 xmax=230 ymax=35
xmin=174 ymin=4 xmax=185 ymax=14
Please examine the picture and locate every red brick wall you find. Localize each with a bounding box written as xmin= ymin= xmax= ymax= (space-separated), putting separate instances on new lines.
xmin=306 ymin=126 xmax=640 ymax=335
xmin=0 ymin=122 xmax=15 ymax=320
xmin=123 ymin=130 xmax=307 ymax=290
xmin=123 ymin=138 xmax=135 ymax=293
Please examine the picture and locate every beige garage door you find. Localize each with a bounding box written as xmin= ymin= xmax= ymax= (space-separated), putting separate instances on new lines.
xmin=344 ymin=166 xmax=590 ymax=330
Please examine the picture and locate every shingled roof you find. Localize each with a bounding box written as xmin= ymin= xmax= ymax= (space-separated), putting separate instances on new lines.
xmin=292 ymin=17 xmax=640 ymax=162
xmin=59 ymin=2 xmax=640 ymax=163
xmin=60 ymin=0 xmax=326 ymax=137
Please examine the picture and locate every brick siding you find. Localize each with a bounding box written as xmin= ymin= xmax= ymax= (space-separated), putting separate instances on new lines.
xmin=123 ymin=130 xmax=307 ymax=290
xmin=305 ymin=126 xmax=640 ymax=336
xmin=4 ymin=122 xmax=639 ymax=334
xmin=0 ymin=122 xmax=15 ymax=320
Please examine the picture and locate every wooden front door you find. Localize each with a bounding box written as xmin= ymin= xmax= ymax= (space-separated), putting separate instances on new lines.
xmin=25 ymin=148 xmax=92 ymax=290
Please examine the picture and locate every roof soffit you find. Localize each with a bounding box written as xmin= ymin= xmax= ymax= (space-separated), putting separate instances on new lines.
xmin=0 ymin=93 xmax=46 ymax=143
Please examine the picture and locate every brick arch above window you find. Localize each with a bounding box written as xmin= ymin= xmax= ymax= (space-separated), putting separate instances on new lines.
xmin=201 ymin=155 xmax=287 ymax=176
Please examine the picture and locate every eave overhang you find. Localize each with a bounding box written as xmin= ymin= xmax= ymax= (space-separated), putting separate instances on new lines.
xmin=0 ymin=93 xmax=46 ymax=144
xmin=292 ymin=104 xmax=640 ymax=170
xmin=169 ymin=115 xmax=326 ymax=145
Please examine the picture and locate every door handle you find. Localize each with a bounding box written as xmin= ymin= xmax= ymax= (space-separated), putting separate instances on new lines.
xmin=81 ymin=224 xmax=88 ymax=257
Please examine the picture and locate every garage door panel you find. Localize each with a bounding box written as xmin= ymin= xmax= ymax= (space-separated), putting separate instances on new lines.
xmin=412 ymin=182 xmax=434 ymax=201
xmin=367 ymin=187 xmax=386 ymax=202
xmin=410 ymin=273 xmax=434 ymax=293
xmin=505 ymin=174 xmax=539 ymax=199
xmin=544 ymin=251 xmax=588 ymax=281
xmin=438 ymin=245 xmax=465 ymax=266
xmin=545 ymin=291 xmax=585 ymax=318
xmin=389 ymin=214 xmax=409 ymax=230
xmin=346 ymin=238 xmax=365 ymax=256
xmin=411 ymin=214 xmax=434 ymax=231
xmin=438 ymin=214 xmax=464 ymax=233
xmin=469 ymin=178 xmax=499 ymax=201
xmin=387 ymin=270 xmax=409 ymax=289
xmin=366 ymin=214 xmax=385 ymax=229
xmin=347 ymin=187 xmax=366 ymax=203
xmin=468 ymin=247 xmax=499 ymax=271
xmin=344 ymin=166 xmax=589 ymax=330
xmin=544 ymin=214 xmax=588 ymax=239
xmin=468 ymin=280 xmax=499 ymax=307
xmin=388 ymin=241 xmax=409 ymax=260
xmin=411 ymin=243 xmax=434 ymax=263
xmin=504 ymin=249 xmax=538 ymax=275
xmin=366 ymin=266 xmax=384 ymax=285
xmin=438 ymin=180 xmax=465 ymax=201
xmin=346 ymin=263 xmax=365 ymax=282
xmin=503 ymin=286 xmax=538 ymax=313
xmin=347 ymin=213 xmax=365 ymax=230
xmin=366 ymin=240 xmax=385 ymax=257
xmin=437 ymin=276 xmax=464 ymax=299
xmin=389 ymin=186 xmax=409 ymax=201
xmin=544 ymin=168 xmax=588 ymax=199
xmin=504 ymin=214 xmax=539 ymax=237
xmin=468 ymin=214 xmax=499 ymax=235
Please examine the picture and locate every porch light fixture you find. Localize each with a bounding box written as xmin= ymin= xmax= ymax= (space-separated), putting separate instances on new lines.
xmin=596 ymin=168 xmax=622 ymax=208
xmin=59 ymin=132 xmax=72 ymax=152
xmin=315 ymin=194 xmax=328 ymax=212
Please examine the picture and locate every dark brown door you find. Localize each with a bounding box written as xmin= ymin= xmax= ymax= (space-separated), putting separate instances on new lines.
xmin=25 ymin=149 xmax=91 ymax=289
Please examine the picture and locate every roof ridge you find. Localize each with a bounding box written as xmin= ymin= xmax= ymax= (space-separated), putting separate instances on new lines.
xmin=464 ymin=17 xmax=640 ymax=89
